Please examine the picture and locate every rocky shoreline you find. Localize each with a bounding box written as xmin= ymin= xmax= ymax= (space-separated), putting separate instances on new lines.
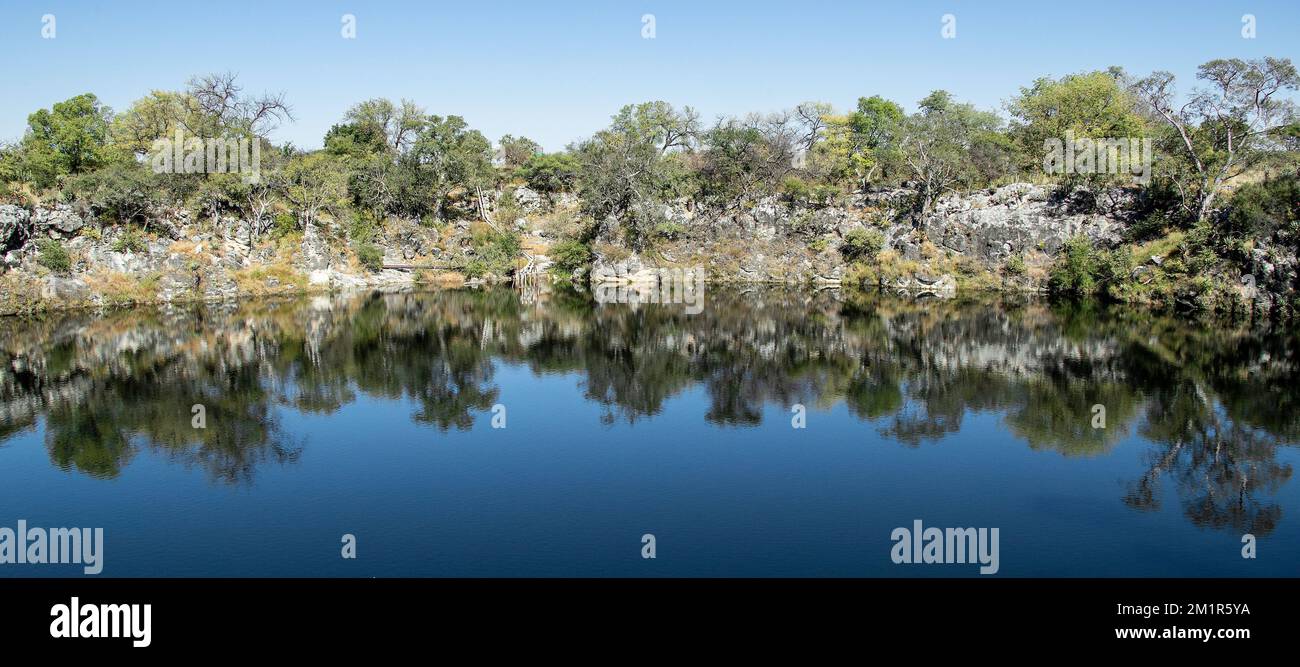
xmin=0 ymin=182 xmax=1280 ymax=317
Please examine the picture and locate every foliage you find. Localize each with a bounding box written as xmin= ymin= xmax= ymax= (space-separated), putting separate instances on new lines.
xmin=37 ymin=238 xmax=71 ymax=273
xmin=819 ymin=95 xmax=905 ymax=190
xmin=549 ymin=239 xmax=593 ymax=275
xmin=63 ymin=163 xmax=164 ymax=225
xmin=517 ymin=152 xmax=579 ymax=194
xmin=575 ymin=101 xmax=697 ymax=249
xmin=1224 ymin=174 xmax=1300 ymax=241
xmin=498 ymin=134 xmax=541 ymax=170
xmin=1008 ymin=69 xmax=1147 ymax=187
xmin=1130 ymin=57 xmax=1299 ymax=221
xmin=840 ymin=228 xmax=884 ymax=261
xmin=111 ymin=228 xmax=148 ymax=253
xmin=466 ymin=227 xmax=522 ymax=278
xmin=354 ymin=242 xmax=383 ymax=272
xmin=898 ymin=91 xmax=1007 ymax=212
xmin=697 ymin=114 xmax=798 ymax=208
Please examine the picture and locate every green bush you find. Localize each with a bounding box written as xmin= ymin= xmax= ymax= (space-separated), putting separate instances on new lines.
xmin=111 ymin=228 xmax=147 ymax=253
xmin=37 ymin=238 xmax=71 ymax=273
xmin=654 ymin=221 xmax=685 ymax=240
xmin=1047 ymin=236 xmax=1131 ymax=297
xmin=517 ymin=152 xmax=579 ymax=194
xmin=1003 ymin=254 xmax=1026 ymax=276
xmin=781 ymin=176 xmax=812 ymax=202
xmin=1225 ymin=175 xmax=1299 ymax=242
xmin=354 ymin=242 xmax=383 ymax=272
xmin=271 ymin=211 xmax=297 ymax=238
xmin=462 ymin=258 xmax=488 ymax=279
xmin=840 ymin=228 xmax=884 ymax=262
xmin=549 ymin=239 xmax=592 ymax=275
xmin=469 ymin=228 xmax=522 ymax=277
xmin=1047 ymin=237 xmax=1100 ymax=296
xmin=62 ymin=163 xmax=163 ymax=225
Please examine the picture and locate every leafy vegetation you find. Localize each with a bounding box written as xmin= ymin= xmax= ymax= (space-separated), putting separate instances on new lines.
xmin=0 ymin=57 xmax=1296 ymax=316
xmin=37 ymin=238 xmax=71 ymax=273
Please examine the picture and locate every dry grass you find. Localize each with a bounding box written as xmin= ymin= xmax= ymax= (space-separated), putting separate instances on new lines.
xmin=414 ymin=270 xmax=465 ymax=287
xmin=0 ymin=273 xmax=45 ymax=316
xmin=83 ymin=270 xmax=160 ymax=307
xmin=233 ymin=261 xmax=307 ymax=296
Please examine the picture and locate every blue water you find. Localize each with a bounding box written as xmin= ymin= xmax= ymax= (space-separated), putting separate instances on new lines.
xmin=1 ymin=288 xmax=1297 ymax=576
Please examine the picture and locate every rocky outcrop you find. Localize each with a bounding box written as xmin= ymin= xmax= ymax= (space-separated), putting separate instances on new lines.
xmin=588 ymin=183 xmax=1124 ymax=291
xmin=912 ymin=184 xmax=1123 ymax=264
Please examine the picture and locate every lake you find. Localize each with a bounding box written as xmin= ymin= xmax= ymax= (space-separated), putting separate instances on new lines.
xmin=1 ymin=287 xmax=1298 ymax=576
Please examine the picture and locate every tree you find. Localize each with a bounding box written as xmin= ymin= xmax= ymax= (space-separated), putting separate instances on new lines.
xmin=821 ymin=96 xmax=904 ymax=190
xmin=1131 ymin=57 xmax=1299 ymax=222
xmin=498 ymin=134 xmax=541 ymax=170
xmin=342 ymin=98 xmax=427 ymax=154
xmin=697 ymin=113 xmax=799 ymax=207
xmin=1008 ymin=70 xmax=1146 ymax=192
xmin=517 ymin=152 xmax=579 ymax=194
xmin=185 ymin=72 xmax=292 ymax=138
xmin=281 ymin=152 xmax=347 ymax=229
xmin=323 ymin=121 xmax=388 ymax=157
xmin=63 ymin=162 xmax=164 ymax=227
xmin=574 ymin=101 xmax=697 ymax=248
xmin=21 ymin=93 xmax=116 ymax=186
xmin=898 ymin=91 xmax=1004 ymax=213
xmin=408 ymin=115 xmax=494 ymax=221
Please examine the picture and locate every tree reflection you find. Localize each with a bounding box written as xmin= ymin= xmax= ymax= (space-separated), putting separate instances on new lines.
xmin=0 ymin=286 xmax=1295 ymax=537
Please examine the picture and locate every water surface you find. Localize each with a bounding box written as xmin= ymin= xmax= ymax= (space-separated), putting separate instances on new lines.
xmin=1 ymin=287 xmax=1298 ymax=576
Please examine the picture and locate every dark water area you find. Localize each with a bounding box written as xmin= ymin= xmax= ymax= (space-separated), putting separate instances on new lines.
xmin=1 ymin=287 xmax=1298 ymax=576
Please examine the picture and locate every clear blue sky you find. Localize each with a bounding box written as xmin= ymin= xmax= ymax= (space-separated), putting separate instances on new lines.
xmin=1 ymin=1 xmax=1296 ymax=151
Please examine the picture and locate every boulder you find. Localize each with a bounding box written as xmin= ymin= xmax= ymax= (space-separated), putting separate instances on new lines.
xmin=33 ymin=205 xmax=85 ymax=235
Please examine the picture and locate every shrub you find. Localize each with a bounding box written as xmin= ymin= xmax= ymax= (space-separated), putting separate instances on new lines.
xmin=1225 ymin=175 xmax=1299 ymax=242
xmin=354 ymin=242 xmax=383 ymax=272
xmin=809 ymin=238 xmax=829 ymax=253
xmin=517 ymin=152 xmax=579 ymax=194
xmin=111 ymin=228 xmax=147 ymax=253
xmin=62 ymin=163 xmax=163 ymax=225
xmin=271 ymin=211 xmax=297 ymax=238
xmin=1047 ymin=236 xmax=1100 ymax=296
xmin=469 ymin=227 xmax=522 ymax=277
xmin=1048 ymin=237 xmax=1131 ymax=297
xmin=654 ymin=221 xmax=686 ymax=240
xmin=781 ymin=176 xmax=812 ymax=202
xmin=840 ymin=228 xmax=884 ymax=262
xmin=549 ymin=239 xmax=592 ymax=275
xmin=462 ymin=258 xmax=488 ymax=279
xmin=1003 ymin=254 xmax=1026 ymax=276
xmin=37 ymin=238 xmax=71 ymax=273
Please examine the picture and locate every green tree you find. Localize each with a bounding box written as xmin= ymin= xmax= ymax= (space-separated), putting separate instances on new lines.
xmin=821 ymin=95 xmax=905 ymax=190
xmin=408 ymin=115 xmax=495 ymax=221
xmin=697 ymin=114 xmax=798 ymax=208
xmin=898 ymin=91 xmax=1005 ymax=213
xmin=1131 ymin=57 xmax=1299 ymax=222
xmin=1008 ymin=69 xmax=1147 ymax=184
xmin=575 ymin=101 xmax=698 ymax=249
xmin=498 ymin=134 xmax=542 ymax=170
xmin=281 ymin=152 xmax=348 ymax=229
xmin=517 ymin=152 xmax=579 ymax=194
xmin=21 ymin=93 xmax=116 ymax=186
xmin=342 ymin=98 xmax=427 ymax=154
